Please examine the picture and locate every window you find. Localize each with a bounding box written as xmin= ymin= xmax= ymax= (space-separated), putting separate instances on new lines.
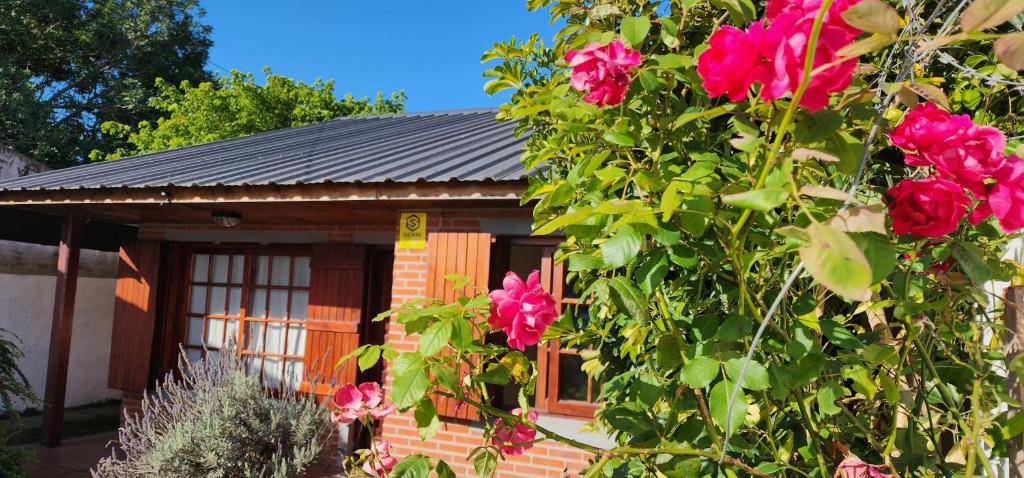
xmin=183 ymin=248 xmax=311 ymax=390
xmin=493 ymin=239 xmax=598 ymax=418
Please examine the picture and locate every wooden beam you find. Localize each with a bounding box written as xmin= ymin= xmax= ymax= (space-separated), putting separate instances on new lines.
xmin=40 ymin=212 xmax=83 ymax=447
xmin=1006 ymin=286 xmax=1024 ymax=477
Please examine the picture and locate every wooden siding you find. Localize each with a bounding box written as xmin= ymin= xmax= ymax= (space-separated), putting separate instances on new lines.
xmin=425 ymin=231 xmax=491 ymax=420
xmin=107 ymin=240 xmax=162 ymax=392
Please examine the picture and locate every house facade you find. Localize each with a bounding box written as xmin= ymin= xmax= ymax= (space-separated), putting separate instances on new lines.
xmin=0 ymin=110 xmax=603 ymax=475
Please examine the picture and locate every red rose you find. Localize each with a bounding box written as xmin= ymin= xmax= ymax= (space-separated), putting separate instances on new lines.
xmin=889 ymin=102 xmax=972 ymax=156
xmin=886 ymin=176 xmax=971 ymax=237
xmin=918 ymin=124 xmax=1007 ymax=195
xmin=697 ymin=23 xmax=767 ymax=102
xmin=989 ymin=156 xmax=1024 ymax=232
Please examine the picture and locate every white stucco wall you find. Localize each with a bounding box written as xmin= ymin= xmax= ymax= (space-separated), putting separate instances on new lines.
xmin=0 ymin=241 xmax=122 ymax=410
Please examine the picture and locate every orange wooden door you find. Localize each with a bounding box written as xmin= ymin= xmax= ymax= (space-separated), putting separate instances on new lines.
xmin=425 ymin=231 xmax=492 ymax=420
xmin=108 ymin=240 xmax=162 ymax=392
xmin=304 ymin=244 xmax=368 ymax=396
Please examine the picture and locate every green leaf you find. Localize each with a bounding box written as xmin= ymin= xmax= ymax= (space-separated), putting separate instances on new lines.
xmin=603 ymin=131 xmax=636 ymax=147
xmin=718 ymin=313 xmax=753 ymax=342
xmin=960 ymin=0 xmax=1024 ymax=31
xmin=392 ymin=455 xmax=432 ymax=478
xmin=657 ymin=334 xmax=683 ymax=370
xmin=476 ymin=364 xmax=511 ymax=385
xmin=654 ymin=53 xmax=694 ymax=69
xmin=358 ymin=345 xmax=381 ymax=371
xmin=419 ymin=320 xmax=452 ymax=357
xmin=722 ymin=188 xmax=789 ymax=211
xmin=473 ymin=450 xmax=498 ymax=478
xmin=608 ymin=276 xmax=650 ymax=321
xmin=602 ymin=225 xmax=643 ymax=268
xmin=799 ymin=223 xmax=872 ymax=301
xmin=450 ymin=317 xmax=473 ymax=349
xmin=850 ymin=233 xmax=897 ymax=284
xmin=836 ymin=33 xmax=897 ymax=57
xmin=994 ymin=33 xmax=1024 ymax=70
xmin=817 ymin=381 xmax=844 ymax=416
xmin=621 ymin=16 xmax=652 ymax=47
xmin=1004 ymin=410 xmax=1024 ymax=438
xmin=709 ymin=0 xmax=757 ymax=24
xmin=841 ymin=0 xmax=901 ymax=33
xmin=392 ymin=353 xmax=429 ymax=410
xmin=710 ymin=380 xmax=748 ymax=434
xmin=682 ymin=356 xmax=720 ymax=389
xmin=725 ymin=358 xmax=770 ymax=391
xmin=436 ymin=460 xmax=456 ymax=478
xmin=414 ymin=398 xmax=440 ymax=440
xmin=821 ymin=318 xmax=866 ymax=350
xmin=533 ymin=207 xmax=594 ymax=236
xmin=635 ymin=250 xmax=669 ymax=295
xmin=952 ymin=242 xmax=993 ymax=284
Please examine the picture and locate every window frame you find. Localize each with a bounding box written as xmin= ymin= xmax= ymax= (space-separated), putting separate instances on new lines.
xmin=180 ymin=244 xmax=312 ymax=389
xmin=494 ymin=238 xmax=598 ymax=419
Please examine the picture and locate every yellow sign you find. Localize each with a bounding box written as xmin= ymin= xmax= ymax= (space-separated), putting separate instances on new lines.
xmin=398 ymin=212 xmax=427 ymax=249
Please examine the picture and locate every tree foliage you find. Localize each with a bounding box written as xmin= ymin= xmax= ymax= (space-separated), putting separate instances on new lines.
xmin=97 ymin=68 xmax=407 ymax=160
xmin=0 ymin=0 xmax=213 ymax=167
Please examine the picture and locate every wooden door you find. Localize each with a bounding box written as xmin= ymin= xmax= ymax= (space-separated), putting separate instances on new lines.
xmin=108 ymin=240 xmax=162 ymax=392
xmin=304 ymin=244 xmax=368 ymax=396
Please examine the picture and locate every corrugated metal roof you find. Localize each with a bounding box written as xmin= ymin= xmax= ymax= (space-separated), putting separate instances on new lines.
xmin=0 ymin=109 xmax=528 ymax=192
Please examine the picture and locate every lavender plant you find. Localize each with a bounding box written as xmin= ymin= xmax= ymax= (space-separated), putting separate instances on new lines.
xmin=92 ymin=349 xmax=333 ymax=478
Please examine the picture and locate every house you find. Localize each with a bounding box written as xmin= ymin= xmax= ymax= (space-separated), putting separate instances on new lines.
xmin=0 ymin=110 xmax=608 ymax=476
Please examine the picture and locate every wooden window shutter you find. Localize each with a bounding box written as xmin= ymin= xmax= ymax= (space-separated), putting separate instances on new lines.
xmin=426 ymin=231 xmax=492 ymax=420
xmin=108 ymin=240 xmax=162 ymax=392
xmin=304 ymin=244 xmax=367 ymax=396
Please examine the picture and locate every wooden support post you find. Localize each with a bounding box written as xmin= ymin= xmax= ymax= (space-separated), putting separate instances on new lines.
xmin=1006 ymin=285 xmax=1024 ymax=477
xmin=40 ymin=212 xmax=83 ymax=447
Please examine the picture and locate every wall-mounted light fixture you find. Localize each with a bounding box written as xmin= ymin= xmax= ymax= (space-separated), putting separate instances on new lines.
xmin=211 ymin=210 xmax=242 ymax=228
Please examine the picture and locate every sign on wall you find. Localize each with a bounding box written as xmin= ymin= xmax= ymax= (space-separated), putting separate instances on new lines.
xmin=398 ymin=212 xmax=427 ymax=249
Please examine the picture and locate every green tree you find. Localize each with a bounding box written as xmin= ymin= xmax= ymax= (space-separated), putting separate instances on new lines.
xmin=0 ymin=0 xmax=214 ymax=167
xmin=98 ymin=68 xmax=406 ymax=159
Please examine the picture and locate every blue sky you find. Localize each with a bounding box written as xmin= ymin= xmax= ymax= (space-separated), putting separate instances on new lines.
xmin=204 ymin=1 xmax=559 ymax=112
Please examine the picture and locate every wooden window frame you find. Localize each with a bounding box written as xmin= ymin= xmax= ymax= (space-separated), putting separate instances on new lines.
xmin=180 ymin=244 xmax=312 ymax=389
xmin=496 ymin=238 xmax=598 ymax=419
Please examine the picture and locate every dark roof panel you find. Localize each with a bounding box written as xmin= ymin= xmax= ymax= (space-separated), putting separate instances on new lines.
xmin=0 ymin=109 xmax=527 ymax=191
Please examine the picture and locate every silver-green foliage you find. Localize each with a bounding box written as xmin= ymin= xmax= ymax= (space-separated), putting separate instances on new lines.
xmin=92 ymin=350 xmax=333 ymax=478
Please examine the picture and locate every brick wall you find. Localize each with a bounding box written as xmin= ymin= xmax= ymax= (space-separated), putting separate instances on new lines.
xmin=380 ymin=210 xmax=592 ymax=477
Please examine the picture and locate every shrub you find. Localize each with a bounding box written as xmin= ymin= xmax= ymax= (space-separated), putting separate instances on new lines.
xmin=1 ymin=327 xmax=37 ymax=478
xmin=92 ymin=350 xmax=333 ymax=478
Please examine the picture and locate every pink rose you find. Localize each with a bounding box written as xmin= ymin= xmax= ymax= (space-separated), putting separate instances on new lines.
xmin=890 ymin=102 xmax=973 ymax=155
xmin=917 ymin=124 xmax=1007 ymax=195
xmin=886 ymin=176 xmax=971 ymax=237
xmin=488 ymin=271 xmax=558 ymax=351
xmin=362 ymin=440 xmax=398 ymax=478
xmin=988 ymin=156 xmax=1024 ymax=232
xmin=331 ymin=382 xmax=396 ymax=424
xmin=758 ymin=9 xmax=860 ymax=111
xmin=491 ymin=408 xmax=540 ymax=456
xmin=565 ymin=40 xmax=642 ymax=107
xmin=697 ymin=23 xmax=768 ymax=101
xmin=833 ymin=454 xmax=893 ymax=478
xmin=332 ymin=384 xmax=363 ymax=424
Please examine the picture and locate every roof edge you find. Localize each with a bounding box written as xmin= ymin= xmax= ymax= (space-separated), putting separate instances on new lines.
xmin=0 ymin=179 xmax=528 ymax=206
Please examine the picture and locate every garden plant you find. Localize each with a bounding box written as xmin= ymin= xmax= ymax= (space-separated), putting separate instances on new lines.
xmin=336 ymin=0 xmax=1024 ymax=476
xmin=92 ymin=350 xmax=332 ymax=478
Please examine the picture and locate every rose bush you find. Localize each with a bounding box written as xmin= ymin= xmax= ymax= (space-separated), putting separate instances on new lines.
xmin=344 ymin=0 xmax=1024 ymax=476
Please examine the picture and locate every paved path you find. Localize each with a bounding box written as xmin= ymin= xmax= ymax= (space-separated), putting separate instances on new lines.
xmin=20 ymin=432 xmax=116 ymax=478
